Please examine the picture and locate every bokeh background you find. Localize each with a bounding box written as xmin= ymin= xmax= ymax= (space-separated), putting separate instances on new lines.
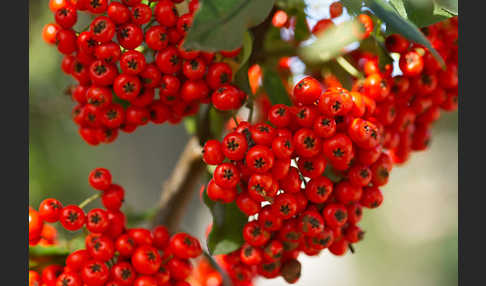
xmin=29 ymin=1 xmax=457 ymax=285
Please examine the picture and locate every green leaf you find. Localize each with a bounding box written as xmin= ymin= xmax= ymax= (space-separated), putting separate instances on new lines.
xmin=233 ymin=31 xmax=253 ymax=95
xmin=208 ymin=107 xmax=226 ymax=139
xmin=403 ymin=0 xmax=449 ymax=27
xmin=341 ymin=0 xmax=363 ymax=16
xmin=388 ymin=0 xmax=456 ymax=27
xmin=435 ymin=0 xmax=458 ymax=15
xmin=359 ymin=36 xmax=393 ymax=70
xmin=183 ymin=0 xmax=275 ymax=52
xmin=366 ymin=0 xmax=445 ymax=67
xmin=112 ymin=93 xmax=130 ymax=109
xmin=203 ymin=187 xmax=247 ymax=255
xmin=263 ymin=26 xmax=295 ymax=55
xmin=298 ymin=19 xmax=361 ymax=63
xmin=262 ymin=67 xmax=292 ymax=106
xmin=29 ymin=245 xmax=71 ymax=256
xmin=293 ymin=10 xmax=311 ymax=43
xmin=184 ymin=116 xmax=197 ymax=135
xmin=390 ymin=0 xmax=408 ymax=19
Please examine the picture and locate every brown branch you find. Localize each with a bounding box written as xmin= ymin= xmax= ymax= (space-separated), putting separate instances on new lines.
xmin=150 ymin=137 xmax=206 ymax=232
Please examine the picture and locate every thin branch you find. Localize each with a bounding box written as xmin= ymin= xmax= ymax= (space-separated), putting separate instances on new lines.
xmin=150 ymin=137 xmax=206 ymax=232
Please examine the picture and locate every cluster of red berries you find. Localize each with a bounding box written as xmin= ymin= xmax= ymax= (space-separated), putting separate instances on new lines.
xmin=42 ymin=0 xmax=246 ymax=145
xmin=29 ymin=167 xmax=203 ymax=286
xmin=200 ymin=18 xmax=458 ymax=285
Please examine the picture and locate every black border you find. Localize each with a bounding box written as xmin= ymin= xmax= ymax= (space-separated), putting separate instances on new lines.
xmin=459 ymin=1 xmax=486 ymax=285
xmin=2 ymin=0 xmax=28 ymax=283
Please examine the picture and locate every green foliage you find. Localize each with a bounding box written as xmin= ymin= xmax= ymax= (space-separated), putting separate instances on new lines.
xmin=183 ymin=0 xmax=275 ymax=52
xmin=262 ymin=67 xmax=292 ymax=106
xmin=365 ymin=0 xmax=445 ymax=67
xmin=293 ymin=9 xmax=311 ymax=43
xmin=360 ymin=36 xmax=394 ymax=70
xmin=341 ymin=0 xmax=363 ymax=16
xmin=390 ymin=0 xmax=456 ymax=28
xmin=203 ymin=187 xmax=247 ymax=255
xmin=233 ymin=31 xmax=254 ymax=96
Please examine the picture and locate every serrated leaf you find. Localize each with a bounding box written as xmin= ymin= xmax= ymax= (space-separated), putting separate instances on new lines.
xmin=298 ymin=19 xmax=361 ymax=63
xmin=262 ymin=67 xmax=292 ymax=106
xmin=341 ymin=0 xmax=363 ymax=16
xmin=203 ymin=188 xmax=247 ymax=255
xmin=366 ymin=0 xmax=445 ymax=67
xmin=233 ymin=31 xmax=253 ymax=95
xmin=183 ymin=0 xmax=275 ymax=52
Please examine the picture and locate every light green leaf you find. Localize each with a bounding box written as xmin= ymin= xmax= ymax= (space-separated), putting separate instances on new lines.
xmin=390 ymin=0 xmax=408 ymax=19
xmin=184 ymin=116 xmax=197 ymax=135
xmin=435 ymin=0 xmax=458 ymax=15
xmin=183 ymin=0 xmax=275 ymax=52
xmin=298 ymin=19 xmax=361 ymax=63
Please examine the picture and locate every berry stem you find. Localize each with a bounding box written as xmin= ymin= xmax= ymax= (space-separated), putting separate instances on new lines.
xmin=336 ymin=56 xmax=364 ymax=79
xmin=143 ymin=18 xmax=157 ymax=33
xmin=203 ymin=251 xmax=233 ymax=286
xmin=78 ymin=193 xmax=101 ymax=209
xmin=232 ymin=114 xmax=239 ymax=126
xmin=247 ymin=100 xmax=254 ymax=123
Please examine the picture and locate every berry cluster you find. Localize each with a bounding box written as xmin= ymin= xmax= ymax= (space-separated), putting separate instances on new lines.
xmin=201 ymin=16 xmax=458 ymax=284
xmin=43 ymin=0 xmax=246 ymax=145
xmin=29 ymin=167 xmax=202 ymax=286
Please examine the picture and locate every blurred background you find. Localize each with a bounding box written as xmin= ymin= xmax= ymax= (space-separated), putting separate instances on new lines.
xmin=29 ymin=0 xmax=457 ymax=285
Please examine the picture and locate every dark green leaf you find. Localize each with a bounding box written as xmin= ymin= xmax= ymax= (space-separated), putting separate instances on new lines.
xmin=263 ymin=26 xmax=295 ymax=55
xmin=208 ymin=107 xmax=227 ymax=139
xmin=366 ymin=0 xmax=445 ymax=67
xmin=112 ymin=93 xmax=130 ymax=109
xmin=275 ymin=0 xmax=306 ymax=10
xmin=298 ymin=19 xmax=361 ymax=63
xmin=203 ymin=187 xmax=247 ymax=255
xmin=183 ymin=0 xmax=275 ymax=52
xmin=262 ymin=67 xmax=292 ymax=106
xmin=359 ymin=36 xmax=393 ymax=70
xmin=294 ymin=10 xmax=311 ymax=43
xmin=341 ymin=0 xmax=363 ymax=16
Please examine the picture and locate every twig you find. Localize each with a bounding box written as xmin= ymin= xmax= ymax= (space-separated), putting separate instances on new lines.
xmin=78 ymin=193 xmax=101 ymax=209
xmin=150 ymin=137 xmax=206 ymax=232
